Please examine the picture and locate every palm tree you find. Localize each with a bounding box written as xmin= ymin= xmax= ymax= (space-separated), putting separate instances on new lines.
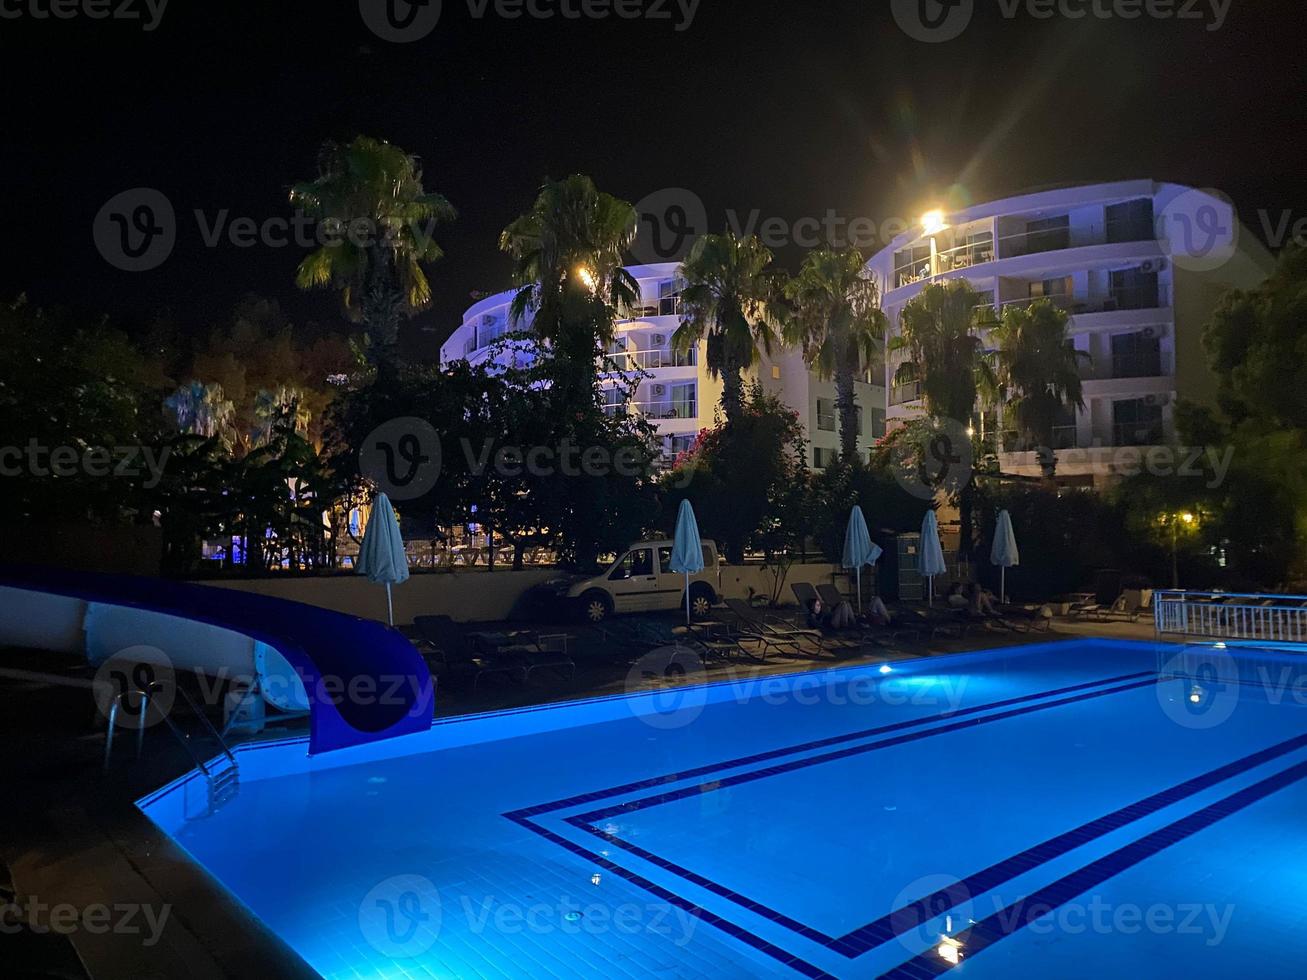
xmin=784 ymin=247 xmax=887 ymax=462
xmin=889 ymin=279 xmax=999 ymax=557
xmin=290 ymin=137 xmax=455 ymax=370
xmin=673 ymin=233 xmax=781 ymax=424
xmin=889 ymin=280 xmax=998 ymax=422
xmin=499 ymin=175 xmax=639 ymax=396
xmin=989 ymin=299 xmax=1089 ymax=479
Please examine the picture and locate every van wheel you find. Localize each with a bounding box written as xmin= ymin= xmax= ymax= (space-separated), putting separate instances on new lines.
xmin=581 ymin=591 xmax=613 ymax=624
xmin=689 ymin=584 xmax=715 ymax=619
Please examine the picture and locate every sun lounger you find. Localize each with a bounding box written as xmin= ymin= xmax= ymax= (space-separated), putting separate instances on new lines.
xmin=414 ymin=616 xmax=530 ymax=689
xmin=807 ymin=583 xmax=918 ymax=647
xmin=722 ymin=597 xmax=830 ymax=659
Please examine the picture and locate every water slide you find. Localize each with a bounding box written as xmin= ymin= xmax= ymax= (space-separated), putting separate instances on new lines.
xmin=0 ymin=564 xmax=435 ymax=754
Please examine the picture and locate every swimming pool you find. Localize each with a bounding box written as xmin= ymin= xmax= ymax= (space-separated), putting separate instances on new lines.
xmin=139 ymin=639 xmax=1307 ymax=978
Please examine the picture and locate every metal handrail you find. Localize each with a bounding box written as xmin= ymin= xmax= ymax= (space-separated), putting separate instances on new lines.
xmin=1155 ymin=590 xmax=1307 ymax=644
xmin=104 ymin=681 xmax=238 ymax=777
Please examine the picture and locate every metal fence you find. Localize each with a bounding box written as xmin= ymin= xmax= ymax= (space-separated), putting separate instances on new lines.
xmin=1155 ymin=590 xmax=1307 ymax=643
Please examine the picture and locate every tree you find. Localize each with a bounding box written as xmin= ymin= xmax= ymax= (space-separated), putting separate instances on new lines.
xmin=673 ymin=233 xmax=782 ymax=424
xmin=661 ymin=384 xmax=806 ymax=564
xmin=784 ymin=247 xmax=887 ymax=461
xmin=499 ymin=175 xmax=639 ymax=400
xmin=889 ymin=279 xmax=999 ymax=556
xmin=290 ymin=136 xmax=455 ymax=371
xmin=889 ymin=280 xmax=998 ymax=422
xmin=988 ymin=298 xmax=1089 ymax=479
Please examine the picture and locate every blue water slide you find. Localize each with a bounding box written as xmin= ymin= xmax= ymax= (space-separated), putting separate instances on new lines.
xmin=0 ymin=564 xmax=435 ymax=755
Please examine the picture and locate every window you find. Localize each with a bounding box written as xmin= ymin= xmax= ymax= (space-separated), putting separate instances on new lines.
xmin=610 ymin=548 xmax=654 ymax=580
xmin=1106 ymin=199 xmax=1155 ymax=244
xmin=670 ymin=383 xmax=697 ymax=419
xmin=657 ymin=545 xmax=712 ymax=574
xmin=668 ymin=434 xmax=696 ymax=456
xmin=855 ymin=404 xmax=864 ymax=434
xmin=1111 ymin=268 xmax=1160 ymax=310
xmin=658 ymin=280 xmax=682 ymax=317
xmin=870 ymin=408 xmax=887 ymax=439
xmin=1022 ymin=215 xmax=1070 ymax=254
xmin=813 ymin=447 xmax=838 ymax=469
xmin=893 ymin=245 xmax=932 ymax=287
xmin=1111 ymin=331 xmax=1163 ymax=378
xmin=1112 ymin=399 xmax=1164 ymax=447
xmin=478 ymin=314 xmax=509 ymax=348
xmin=816 ymin=398 xmax=837 ymax=432
xmin=771 ymin=365 xmax=781 ymax=380
xmin=1028 ymin=276 xmax=1072 ymax=300
xmin=601 ymin=387 xmax=626 ymax=417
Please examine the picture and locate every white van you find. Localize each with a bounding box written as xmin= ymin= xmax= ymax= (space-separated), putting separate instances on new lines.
xmin=561 ymin=540 xmax=721 ymax=623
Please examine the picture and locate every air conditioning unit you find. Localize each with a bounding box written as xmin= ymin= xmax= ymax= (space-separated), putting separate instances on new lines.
xmin=651 ymin=334 xmax=667 ymax=346
xmin=651 ymin=384 xmax=667 ymax=396
xmin=1144 ymin=393 xmax=1171 ymax=407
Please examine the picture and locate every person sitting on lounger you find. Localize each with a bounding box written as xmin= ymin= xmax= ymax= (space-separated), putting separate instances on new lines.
xmin=805 ymin=597 xmax=827 ymax=629
xmin=968 ymin=582 xmax=1002 ymax=618
xmin=947 ymin=582 xmax=968 ymax=609
xmin=863 ymin=595 xmax=894 ymax=627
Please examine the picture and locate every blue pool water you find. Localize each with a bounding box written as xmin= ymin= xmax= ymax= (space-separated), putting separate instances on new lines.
xmin=140 ymin=639 xmax=1307 ymax=978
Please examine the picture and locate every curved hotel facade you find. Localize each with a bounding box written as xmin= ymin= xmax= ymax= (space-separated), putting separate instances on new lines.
xmin=441 ymin=263 xmax=888 ymax=468
xmin=864 ymin=180 xmax=1273 ymax=485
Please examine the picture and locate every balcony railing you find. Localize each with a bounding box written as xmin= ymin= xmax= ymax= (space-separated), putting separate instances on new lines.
xmin=606 ymin=348 xmax=697 ymax=371
xmin=1112 ymin=420 xmax=1165 ymax=447
xmin=892 ymin=221 xmax=1162 ymax=290
xmin=603 ymin=400 xmax=698 ymax=421
xmin=1001 ymin=425 xmax=1078 ymax=453
xmin=890 ymin=381 xmax=923 ymax=407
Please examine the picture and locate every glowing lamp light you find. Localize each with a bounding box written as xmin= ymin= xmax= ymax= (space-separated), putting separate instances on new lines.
xmin=576 ymin=265 xmax=597 ymax=291
xmin=1181 ymin=512 xmax=1196 ymax=525
xmin=590 ymin=873 xmax=602 ymax=886
xmin=879 ymin=664 xmax=893 ymax=675
xmin=921 ymin=210 xmax=948 ymax=236
xmin=937 ymin=936 xmax=963 ymax=964
xmin=1189 ymin=684 xmax=1205 ymax=705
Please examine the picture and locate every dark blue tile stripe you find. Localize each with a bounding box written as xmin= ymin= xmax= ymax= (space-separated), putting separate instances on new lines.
xmin=839 ymin=728 xmax=1307 ymax=956
xmin=572 ymin=678 xmax=1157 ymax=826
xmin=505 ymin=670 xmax=1154 ymax=823
xmin=879 ymin=757 xmax=1307 ymax=979
xmin=560 ymin=676 xmax=1156 ymax=955
xmin=507 ymin=812 xmax=838 ymax=979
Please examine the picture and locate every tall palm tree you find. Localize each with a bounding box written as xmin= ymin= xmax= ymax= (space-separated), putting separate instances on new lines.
xmin=889 ymin=279 xmax=998 ymax=422
xmin=889 ymin=279 xmax=999 ymax=557
xmin=989 ymin=299 xmax=1089 ymax=479
xmin=499 ymin=175 xmax=639 ymax=396
xmin=290 ymin=136 xmax=455 ymax=370
xmin=784 ymin=247 xmax=887 ymax=462
xmin=673 ymin=233 xmax=781 ymax=424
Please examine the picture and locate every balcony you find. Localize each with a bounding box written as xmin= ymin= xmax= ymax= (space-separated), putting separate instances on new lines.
xmin=603 ymin=399 xmax=698 ymax=422
xmin=1001 ymin=425 xmax=1079 ymax=453
xmin=605 ymin=347 xmax=697 ymax=371
xmin=890 ymin=381 xmax=923 ymax=407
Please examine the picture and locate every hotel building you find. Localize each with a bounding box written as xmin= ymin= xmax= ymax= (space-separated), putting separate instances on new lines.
xmin=440 ymin=263 xmax=887 ymax=470
xmin=864 ymin=181 xmax=1274 ymax=486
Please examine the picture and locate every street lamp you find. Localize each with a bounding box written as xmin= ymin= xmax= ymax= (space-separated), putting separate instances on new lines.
xmin=921 ymin=210 xmax=948 ymax=236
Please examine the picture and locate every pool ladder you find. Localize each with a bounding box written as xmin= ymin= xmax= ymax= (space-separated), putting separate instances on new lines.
xmin=105 ymin=682 xmax=240 ymax=816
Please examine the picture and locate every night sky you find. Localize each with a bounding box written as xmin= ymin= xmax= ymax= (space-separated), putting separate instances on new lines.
xmin=3 ymin=0 xmax=1305 ymax=355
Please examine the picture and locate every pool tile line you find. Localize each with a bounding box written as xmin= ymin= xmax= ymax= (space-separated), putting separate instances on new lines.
xmin=557 ymin=675 xmax=1155 ymax=955
xmin=878 ymin=756 xmax=1307 ymax=978
xmin=505 ymin=670 xmax=1156 ymax=824
xmin=505 ymin=812 xmax=839 ymax=979
xmin=568 ymin=677 xmax=1158 ymax=827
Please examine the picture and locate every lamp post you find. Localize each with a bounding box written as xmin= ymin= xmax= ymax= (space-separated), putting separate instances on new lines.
xmin=1167 ymin=510 xmax=1196 ymax=589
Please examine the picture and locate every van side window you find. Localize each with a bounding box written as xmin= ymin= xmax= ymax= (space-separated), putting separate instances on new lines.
xmin=610 ymin=549 xmax=653 ymax=580
xmin=657 ymin=547 xmax=673 ymax=572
